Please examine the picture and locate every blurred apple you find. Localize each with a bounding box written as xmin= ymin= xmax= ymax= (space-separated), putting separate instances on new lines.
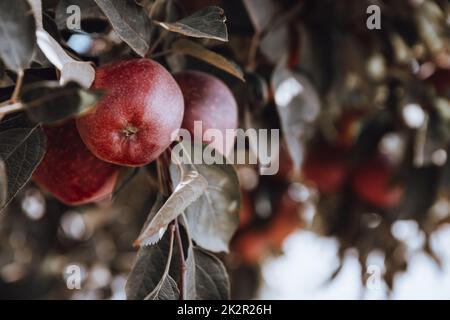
xmin=352 ymin=155 xmax=404 ymax=209
xmin=302 ymin=145 xmax=348 ymax=194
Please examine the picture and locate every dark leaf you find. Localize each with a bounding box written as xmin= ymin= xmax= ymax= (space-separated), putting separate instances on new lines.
xmin=155 ymin=6 xmax=228 ymax=42
xmin=112 ymin=167 xmax=140 ymax=199
xmin=144 ymin=225 xmax=179 ymax=300
xmin=0 ymin=0 xmax=36 ymax=72
xmin=145 ymin=274 xmax=179 ymax=300
xmin=191 ymin=246 xmax=230 ymax=300
xmin=94 ymin=0 xmax=152 ymax=56
xmin=126 ymin=224 xmax=178 ymax=300
xmin=0 ymin=160 xmax=7 ymax=207
xmin=21 ymin=81 xmax=104 ymax=124
xmin=0 ymin=115 xmax=46 ymax=212
xmin=172 ymin=222 xmax=230 ymax=300
xmin=171 ymin=39 xmax=244 ymax=81
xmin=0 ymin=63 xmax=13 ymax=88
xmin=171 ymin=142 xmax=241 ymax=253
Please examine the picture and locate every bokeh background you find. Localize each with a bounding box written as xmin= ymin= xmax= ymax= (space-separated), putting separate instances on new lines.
xmin=1 ymin=0 xmax=450 ymax=299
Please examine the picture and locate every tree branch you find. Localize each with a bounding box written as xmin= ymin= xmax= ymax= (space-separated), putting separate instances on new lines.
xmin=11 ymin=71 xmax=24 ymax=104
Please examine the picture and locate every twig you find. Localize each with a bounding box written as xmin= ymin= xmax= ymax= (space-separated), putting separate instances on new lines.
xmin=157 ymin=149 xmax=187 ymax=299
xmin=260 ymin=1 xmax=304 ymax=38
xmin=413 ymin=113 xmax=429 ymax=167
xmin=246 ymin=32 xmax=260 ymax=71
xmin=0 ymin=102 xmax=23 ymax=114
xmin=10 ymin=71 xmax=24 ymax=104
xmin=150 ymin=49 xmax=173 ymax=59
xmin=146 ymin=30 xmax=169 ymax=58
xmin=156 ymin=157 xmax=171 ymax=196
xmin=174 ymin=219 xmax=186 ymax=300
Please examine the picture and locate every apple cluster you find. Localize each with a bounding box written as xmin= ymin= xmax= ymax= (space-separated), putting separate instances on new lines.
xmin=33 ymin=59 xmax=238 ymax=205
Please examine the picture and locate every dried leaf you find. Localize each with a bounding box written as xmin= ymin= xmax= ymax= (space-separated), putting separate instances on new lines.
xmin=35 ymin=30 xmax=95 ymax=88
xmin=134 ymin=169 xmax=208 ymax=247
xmin=28 ymin=0 xmax=95 ymax=87
xmin=172 ymin=39 xmax=244 ymax=81
xmin=171 ymin=142 xmax=241 ymax=253
xmin=155 ymin=6 xmax=228 ymax=42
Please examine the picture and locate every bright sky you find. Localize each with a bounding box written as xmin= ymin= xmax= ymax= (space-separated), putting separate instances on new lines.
xmin=259 ymin=224 xmax=450 ymax=300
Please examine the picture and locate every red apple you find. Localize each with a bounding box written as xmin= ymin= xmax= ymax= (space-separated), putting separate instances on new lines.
xmin=302 ymin=145 xmax=348 ymax=194
xmin=76 ymin=59 xmax=184 ymax=166
xmin=174 ymin=70 xmax=238 ymax=156
xmin=33 ymin=120 xmax=119 ymax=205
xmin=352 ymin=155 xmax=403 ymax=208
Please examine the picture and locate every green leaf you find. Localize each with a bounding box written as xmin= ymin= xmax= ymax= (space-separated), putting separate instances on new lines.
xmin=94 ymin=0 xmax=153 ymax=56
xmin=155 ymin=6 xmax=228 ymax=42
xmin=171 ymin=141 xmax=241 ymax=253
xmin=0 ymin=115 xmax=46 ymax=212
xmin=0 ymin=0 xmax=36 ymax=72
xmin=21 ymin=81 xmax=104 ymax=124
xmin=171 ymin=39 xmax=244 ymax=81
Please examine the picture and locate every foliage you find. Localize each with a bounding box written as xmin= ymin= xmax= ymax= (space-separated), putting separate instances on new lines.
xmin=0 ymin=0 xmax=450 ymax=300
